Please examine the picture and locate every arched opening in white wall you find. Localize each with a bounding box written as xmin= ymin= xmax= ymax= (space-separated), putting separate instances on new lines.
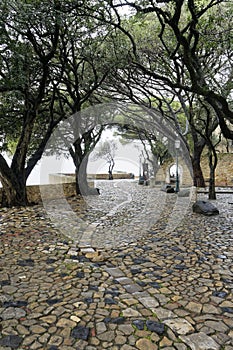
xmin=168 ymin=164 xmax=183 ymax=185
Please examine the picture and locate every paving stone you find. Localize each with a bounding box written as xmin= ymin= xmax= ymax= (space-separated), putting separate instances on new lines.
xmin=155 ymin=308 xmax=177 ymax=320
xmin=48 ymin=335 xmax=63 ymax=346
xmin=1 ymin=307 xmax=26 ymax=320
xmin=121 ymin=345 xmax=136 ymax=350
xmin=2 ymin=286 xmax=18 ymax=294
xmin=159 ymin=336 xmax=173 ymax=347
xmin=16 ymin=324 xmax=30 ymax=335
xmin=70 ymin=315 xmax=81 ymax=323
xmin=122 ymin=307 xmax=141 ymax=317
xmin=0 ymin=335 xmax=23 ymax=349
xmin=105 ymin=267 xmax=124 ymax=278
xmin=136 ymin=338 xmax=158 ymax=350
xmin=146 ymin=320 xmax=165 ymax=335
xmin=174 ymin=343 xmax=188 ymax=350
xmin=220 ymin=301 xmax=233 ymax=308
xmin=124 ymin=284 xmax=143 ymax=294
xmin=0 ymin=185 xmax=232 ymax=350
xmin=186 ymin=301 xmax=202 ymax=314
xmin=205 ymin=320 xmax=228 ymax=332
xmin=115 ymin=335 xmax=127 ymax=344
xmin=133 ymin=320 xmax=145 ymax=330
xmin=138 ymin=296 xmax=159 ymax=309
xmin=202 ymin=304 xmax=220 ymax=314
xmin=56 ymin=318 xmax=77 ymax=328
xmin=96 ymin=322 xmax=107 ymax=334
xmin=97 ymin=331 xmax=115 ymax=342
xmin=30 ymin=340 xmax=43 ymax=349
xmin=71 ymin=326 xmax=90 ymax=340
xmin=163 ymin=318 xmax=195 ymax=335
xmin=30 ymin=325 xmax=47 ymax=334
xmin=180 ymin=332 xmax=220 ymax=350
xmin=118 ymin=324 xmax=134 ymax=335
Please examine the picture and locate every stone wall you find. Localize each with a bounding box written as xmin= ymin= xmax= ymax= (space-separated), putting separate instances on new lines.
xmin=0 ymin=183 xmax=77 ymax=205
xmin=93 ymin=173 xmax=133 ymax=180
xmin=152 ymin=153 xmax=233 ymax=187
xmin=49 ymin=173 xmax=133 ymax=183
xmin=200 ymin=153 xmax=233 ymax=186
xmin=152 ymin=158 xmax=193 ymax=186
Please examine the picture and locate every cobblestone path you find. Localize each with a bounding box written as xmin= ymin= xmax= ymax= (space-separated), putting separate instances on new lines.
xmin=0 ymin=181 xmax=233 ymax=349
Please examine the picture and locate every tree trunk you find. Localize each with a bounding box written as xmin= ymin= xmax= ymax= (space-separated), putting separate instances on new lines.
xmin=0 ymin=174 xmax=28 ymax=207
xmin=75 ymin=156 xmax=90 ymax=195
xmin=70 ymin=127 xmax=103 ymax=195
xmin=108 ymin=159 xmax=115 ymax=180
xmin=205 ymin=94 xmax=233 ymax=140
xmin=208 ymin=150 xmax=217 ymax=200
xmin=0 ymin=155 xmax=28 ymax=207
xmin=73 ymin=145 xmax=99 ymax=196
xmin=108 ymin=167 xmax=113 ymax=180
xmin=191 ymin=156 xmax=205 ymax=188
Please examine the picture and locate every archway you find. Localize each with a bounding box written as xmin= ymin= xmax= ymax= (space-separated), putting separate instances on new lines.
xmin=168 ymin=163 xmax=183 ymax=185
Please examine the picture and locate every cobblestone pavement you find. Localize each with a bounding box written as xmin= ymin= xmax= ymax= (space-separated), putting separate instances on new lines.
xmin=0 ymin=181 xmax=233 ymax=350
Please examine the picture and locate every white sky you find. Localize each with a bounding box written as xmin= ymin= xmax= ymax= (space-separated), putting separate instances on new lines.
xmin=30 ymin=128 xmax=144 ymax=185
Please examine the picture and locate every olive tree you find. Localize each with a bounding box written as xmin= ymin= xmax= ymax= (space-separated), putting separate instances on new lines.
xmin=0 ymin=0 xmax=61 ymax=207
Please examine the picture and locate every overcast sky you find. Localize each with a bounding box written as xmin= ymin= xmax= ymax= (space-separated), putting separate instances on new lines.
xmin=30 ymin=129 xmax=144 ymax=185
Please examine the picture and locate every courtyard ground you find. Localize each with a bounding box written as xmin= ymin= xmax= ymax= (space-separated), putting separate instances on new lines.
xmin=0 ymin=181 xmax=233 ymax=350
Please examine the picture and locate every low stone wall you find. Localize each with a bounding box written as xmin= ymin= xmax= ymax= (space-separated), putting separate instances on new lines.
xmin=49 ymin=173 xmax=132 ymax=183
xmin=50 ymin=173 xmax=133 ymax=183
xmin=93 ymin=173 xmax=133 ymax=180
xmin=0 ymin=183 xmax=77 ymax=205
xmin=28 ymin=183 xmax=77 ymax=203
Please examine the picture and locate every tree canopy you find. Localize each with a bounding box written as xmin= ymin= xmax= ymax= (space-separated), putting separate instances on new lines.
xmin=0 ymin=0 xmax=232 ymax=206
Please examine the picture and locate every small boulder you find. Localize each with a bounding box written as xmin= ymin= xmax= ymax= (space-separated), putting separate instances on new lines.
xmin=161 ymin=184 xmax=175 ymax=193
xmin=192 ymin=200 xmax=219 ymax=216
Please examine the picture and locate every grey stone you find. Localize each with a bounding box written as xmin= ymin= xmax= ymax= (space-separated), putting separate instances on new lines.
xmin=104 ymin=297 xmax=117 ymax=305
xmin=155 ymin=308 xmax=177 ymax=320
xmin=17 ymin=259 xmax=35 ymax=267
xmin=105 ymin=267 xmax=124 ymax=277
xmin=133 ymin=320 xmax=145 ymax=330
xmin=97 ymin=330 xmax=115 ymax=342
xmin=221 ymin=307 xmax=233 ymax=313
xmin=212 ymin=291 xmax=228 ymax=298
xmin=164 ymin=318 xmax=194 ymax=335
xmin=1 ymin=307 xmax=26 ymax=320
xmin=146 ymin=320 xmax=165 ymax=335
xmin=124 ymin=284 xmax=143 ymax=294
xmin=2 ymin=285 xmax=18 ymax=294
xmin=96 ymin=322 xmax=107 ymax=334
xmin=192 ymin=200 xmax=219 ymax=216
xmin=122 ymin=307 xmax=141 ymax=317
xmin=205 ymin=320 xmax=228 ymax=332
xmin=0 ymin=335 xmax=23 ymax=349
xmin=71 ymin=326 xmax=90 ymax=340
xmin=138 ymin=296 xmax=159 ymax=309
xmin=180 ymin=332 xmax=220 ymax=350
xmin=174 ymin=344 xmax=188 ymax=350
